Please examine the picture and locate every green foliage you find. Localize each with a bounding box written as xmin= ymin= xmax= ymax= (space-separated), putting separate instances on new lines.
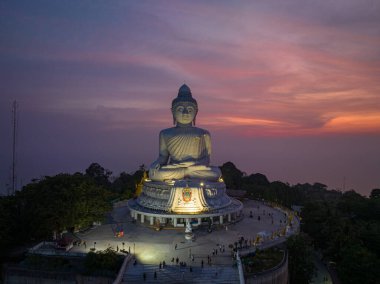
xmin=0 ymin=196 xmax=17 ymax=258
xmin=338 ymin=244 xmax=379 ymax=284
xmin=220 ymin=161 xmax=341 ymax=207
xmin=301 ymin=193 xmax=380 ymax=283
xmin=84 ymin=247 xmax=123 ymax=276
xmin=111 ymin=169 xmax=144 ymax=197
xmin=10 ymin=173 xmax=112 ymax=242
xmin=0 ymin=162 xmax=148 ymax=263
xmin=286 ymin=234 xmax=314 ymax=284
xmin=85 ymin=162 xmax=112 ymax=188
xmin=370 ymin=188 xmax=380 ymax=199
xmin=242 ymin=248 xmax=284 ymax=274
xmin=219 ymin=162 xmax=244 ymax=189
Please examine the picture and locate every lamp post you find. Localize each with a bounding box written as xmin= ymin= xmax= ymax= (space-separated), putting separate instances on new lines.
xmin=133 ymin=243 xmax=135 ymax=254
xmin=122 ymin=242 xmax=125 ymax=250
xmin=94 ymin=241 xmax=96 ymax=250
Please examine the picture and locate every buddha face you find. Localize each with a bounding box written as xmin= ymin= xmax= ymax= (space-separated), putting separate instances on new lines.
xmin=173 ymin=103 xmax=197 ymax=125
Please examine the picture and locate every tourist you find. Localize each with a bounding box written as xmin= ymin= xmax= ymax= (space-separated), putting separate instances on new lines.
xmin=175 ymin=243 xmax=177 ymax=250
xmin=143 ymin=272 xmax=146 ymax=281
xmin=154 ymin=270 xmax=157 ymax=279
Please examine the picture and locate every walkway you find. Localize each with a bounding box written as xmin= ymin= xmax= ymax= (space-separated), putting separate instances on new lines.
xmin=122 ymin=263 xmax=239 ymax=284
xmin=70 ymin=199 xmax=299 ymax=283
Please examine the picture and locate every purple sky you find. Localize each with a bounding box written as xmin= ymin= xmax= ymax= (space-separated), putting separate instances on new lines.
xmin=1 ymin=1 xmax=380 ymax=196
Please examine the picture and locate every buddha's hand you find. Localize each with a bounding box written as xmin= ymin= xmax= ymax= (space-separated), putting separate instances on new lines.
xmin=177 ymin=161 xmax=197 ymax=167
xmin=185 ymin=165 xmax=209 ymax=173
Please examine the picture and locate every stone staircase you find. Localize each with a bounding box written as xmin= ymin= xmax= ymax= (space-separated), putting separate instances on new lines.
xmin=122 ymin=263 xmax=240 ymax=283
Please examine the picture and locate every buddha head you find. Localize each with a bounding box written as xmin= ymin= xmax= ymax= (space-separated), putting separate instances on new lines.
xmin=172 ymin=84 xmax=198 ymax=126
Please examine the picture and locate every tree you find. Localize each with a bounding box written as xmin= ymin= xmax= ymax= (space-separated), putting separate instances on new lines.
xmin=219 ymin=162 xmax=243 ymax=189
xmin=85 ymin=163 xmax=112 ymax=188
xmin=338 ymin=244 xmax=379 ymax=284
xmin=84 ymin=248 xmax=123 ymax=276
xmin=15 ymin=173 xmax=112 ymax=240
xmin=243 ymin=173 xmax=270 ymax=186
xmin=0 ymin=196 xmax=16 ymax=258
xmin=370 ymin=188 xmax=380 ymax=199
xmin=111 ymin=172 xmax=135 ymax=194
xmin=286 ymin=234 xmax=315 ymax=284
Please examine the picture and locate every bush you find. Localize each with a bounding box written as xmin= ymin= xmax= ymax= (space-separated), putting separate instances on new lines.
xmin=84 ymin=248 xmax=123 ymax=276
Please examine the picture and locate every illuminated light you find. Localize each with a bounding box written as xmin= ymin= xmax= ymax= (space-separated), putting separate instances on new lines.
xmin=200 ymin=182 xmax=204 ymax=187
xmin=165 ymin=180 xmax=175 ymax=185
xmin=219 ymin=178 xmax=224 ymax=183
xmin=144 ymin=178 xmax=151 ymax=182
xmin=170 ymin=187 xmax=207 ymax=214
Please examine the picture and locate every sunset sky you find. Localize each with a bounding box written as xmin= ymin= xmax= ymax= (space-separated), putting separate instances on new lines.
xmin=1 ymin=0 xmax=380 ymax=196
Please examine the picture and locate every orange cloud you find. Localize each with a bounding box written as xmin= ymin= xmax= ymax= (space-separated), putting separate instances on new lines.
xmin=323 ymin=113 xmax=380 ymax=133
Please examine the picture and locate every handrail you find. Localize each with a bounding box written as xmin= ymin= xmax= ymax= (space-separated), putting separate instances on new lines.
xmin=113 ymin=254 xmax=133 ymax=284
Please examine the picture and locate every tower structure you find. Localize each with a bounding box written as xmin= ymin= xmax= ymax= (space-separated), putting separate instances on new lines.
xmin=11 ymin=100 xmax=18 ymax=195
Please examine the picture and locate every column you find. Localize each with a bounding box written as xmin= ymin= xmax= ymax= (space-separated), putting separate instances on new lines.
xmin=150 ymin=216 xmax=154 ymax=225
xmin=141 ymin=214 xmax=144 ymax=223
xmin=197 ymin=218 xmax=202 ymax=226
xmin=228 ymin=214 xmax=231 ymax=222
xmin=220 ymin=215 xmax=224 ymax=224
xmin=174 ymin=218 xmax=177 ymax=227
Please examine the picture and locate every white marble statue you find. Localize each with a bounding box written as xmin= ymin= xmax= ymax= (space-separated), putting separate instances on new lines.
xmin=149 ymin=84 xmax=221 ymax=182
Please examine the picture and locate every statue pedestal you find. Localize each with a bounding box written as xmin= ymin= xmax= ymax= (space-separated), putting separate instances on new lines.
xmin=136 ymin=179 xmax=231 ymax=214
xmin=128 ymin=179 xmax=244 ymax=230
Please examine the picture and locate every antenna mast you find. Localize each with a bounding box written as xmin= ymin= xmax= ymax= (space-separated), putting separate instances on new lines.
xmin=11 ymin=100 xmax=18 ymax=195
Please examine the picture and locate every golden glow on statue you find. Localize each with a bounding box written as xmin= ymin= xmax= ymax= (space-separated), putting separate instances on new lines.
xmin=170 ymin=183 xmax=209 ymax=214
xmin=129 ymin=85 xmax=243 ymax=223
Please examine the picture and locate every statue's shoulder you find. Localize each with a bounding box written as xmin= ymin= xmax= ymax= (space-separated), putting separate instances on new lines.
xmin=193 ymin=127 xmax=210 ymax=136
xmin=159 ymin=127 xmax=176 ymax=137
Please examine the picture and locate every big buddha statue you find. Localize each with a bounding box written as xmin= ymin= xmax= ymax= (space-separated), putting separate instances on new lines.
xmin=129 ymin=84 xmax=243 ymax=225
xmin=149 ymin=84 xmax=221 ymax=182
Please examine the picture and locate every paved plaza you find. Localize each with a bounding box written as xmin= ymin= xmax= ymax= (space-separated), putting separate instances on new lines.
xmin=71 ymin=199 xmax=298 ymax=283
